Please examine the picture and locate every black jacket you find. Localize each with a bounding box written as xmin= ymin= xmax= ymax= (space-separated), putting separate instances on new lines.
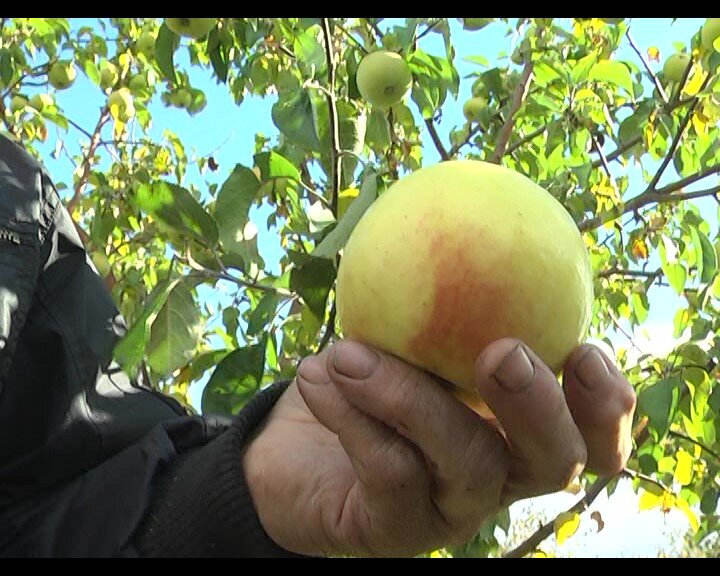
xmin=0 ymin=135 xmax=296 ymax=557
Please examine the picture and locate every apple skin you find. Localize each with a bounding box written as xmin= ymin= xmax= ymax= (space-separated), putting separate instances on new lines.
xmin=136 ymin=31 xmax=156 ymax=56
xmin=48 ymin=61 xmax=76 ymax=90
xmin=702 ymin=18 xmax=720 ymax=51
xmin=356 ymin=50 xmax=413 ymax=109
xmin=463 ymin=96 xmax=487 ymax=123
xmin=336 ymin=160 xmax=593 ymax=404
xmin=9 ymin=95 xmax=28 ymax=112
xmin=663 ymin=53 xmax=691 ymax=82
xmin=165 ymin=18 xmax=217 ymax=39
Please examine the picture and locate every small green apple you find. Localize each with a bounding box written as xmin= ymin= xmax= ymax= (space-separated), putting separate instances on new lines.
xmin=48 ymin=60 xmax=77 ymax=90
xmin=169 ymin=88 xmax=192 ymax=108
xmin=9 ymin=95 xmax=28 ymax=113
xmin=107 ymin=88 xmax=135 ymax=122
xmin=462 ymin=18 xmax=492 ymax=31
xmin=135 ymin=31 xmax=156 ymax=56
xmin=165 ymin=18 xmax=217 ymax=39
xmin=100 ymin=61 xmax=119 ymax=91
xmin=356 ymin=50 xmax=413 ymax=109
xmin=28 ymin=93 xmax=54 ymax=112
xmin=663 ymin=52 xmax=691 ymax=82
xmin=128 ymin=73 xmax=148 ymax=92
xmin=463 ymin=96 xmax=487 ymax=123
xmin=702 ymin=18 xmax=720 ymax=51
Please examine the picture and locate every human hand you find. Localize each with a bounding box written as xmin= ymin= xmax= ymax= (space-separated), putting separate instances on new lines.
xmin=242 ymin=338 xmax=636 ymax=557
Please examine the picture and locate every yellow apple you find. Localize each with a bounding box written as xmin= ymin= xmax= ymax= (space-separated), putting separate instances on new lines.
xmin=463 ymin=96 xmax=487 ymax=123
xmin=165 ymin=18 xmax=217 ymax=39
xmin=356 ymin=50 xmax=413 ymax=109
xmin=702 ymin=18 xmax=720 ymax=51
xmin=663 ymin=52 xmax=691 ymax=82
xmin=336 ymin=160 xmax=593 ymax=407
xmin=48 ymin=60 xmax=77 ymax=90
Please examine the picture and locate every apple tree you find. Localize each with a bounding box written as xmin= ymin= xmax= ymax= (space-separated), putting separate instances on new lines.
xmin=1 ymin=17 xmax=720 ymax=557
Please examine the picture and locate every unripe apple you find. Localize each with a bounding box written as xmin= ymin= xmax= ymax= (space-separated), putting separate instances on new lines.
xmin=165 ymin=18 xmax=217 ymax=39
xmin=100 ymin=61 xmax=119 ymax=91
xmin=9 ymin=95 xmax=28 ymax=113
xmin=356 ymin=50 xmax=413 ymax=109
xmin=462 ymin=96 xmax=487 ymax=123
xmin=128 ymin=73 xmax=148 ymax=92
xmin=48 ymin=60 xmax=77 ymax=90
xmin=663 ymin=52 xmax=691 ymax=82
xmin=336 ymin=161 xmax=593 ymax=411
xmin=702 ymin=18 xmax=720 ymax=51
xmin=107 ymin=88 xmax=135 ymax=122
xmin=135 ymin=31 xmax=156 ymax=56
xmin=169 ymin=88 xmax=192 ymax=108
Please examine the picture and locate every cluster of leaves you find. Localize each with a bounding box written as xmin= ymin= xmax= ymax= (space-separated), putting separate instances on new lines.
xmin=2 ymin=17 xmax=720 ymax=557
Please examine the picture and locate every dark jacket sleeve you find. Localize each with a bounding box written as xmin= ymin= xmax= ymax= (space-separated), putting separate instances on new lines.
xmin=0 ymin=135 xmax=301 ymax=558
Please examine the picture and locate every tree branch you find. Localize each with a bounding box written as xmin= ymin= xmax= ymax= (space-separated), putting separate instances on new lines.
xmin=424 ymin=117 xmax=449 ymax=161
xmin=626 ymin=30 xmax=668 ymax=104
xmin=668 ymin=429 xmax=720 ymax=463
xmin=448 ymin=124 xmax=482 ymax=158
xmin=503 ymin=475 xmax=613 ymax=558
xmin=321 ymin=18 xmax=342 ymax=216
xmin=597 ymin=267 xmax=662 ymax=280
xmin=578 ymin=186 xmax=720 ymax=232
xmin=505 ymin=123 xmax=548 ymax=156
xmin=487 ymin=59 xmax=534 ymax=164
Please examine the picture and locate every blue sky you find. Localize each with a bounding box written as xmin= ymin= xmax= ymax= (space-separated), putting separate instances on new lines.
xmin=24 ymin=18 xmax=713 ymax=556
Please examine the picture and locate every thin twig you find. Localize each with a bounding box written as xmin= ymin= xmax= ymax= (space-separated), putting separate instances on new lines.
xmin=321 ymin=18 xmax=342 ymax=216
xmin=336 ymin=23 xmax=368 ymax=54
xmin=505 ymin=123 xmax=548 ymax=156
xmin=668 ymin=429 xmax=720 ymax=463
xmin=621 ymin=467 xmax=670 ymax=492
xmin=487 ymin=59 xmax=534 ymax=164
xmin=626 ymin=30 xmax=668 ymax=104
xmin=416 ymin=20 xmax=441 ymax=42
xmin=597 ymin=267 xmax=662 ymax=280
xmin=424 ymin=117 xmax=449 ymax=161
xmin=448 ymin=124 xmax=482 ymax=158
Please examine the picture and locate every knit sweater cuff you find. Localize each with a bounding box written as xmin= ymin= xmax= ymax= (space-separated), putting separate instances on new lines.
xmin=133 ymin=381 xmax=304 ymax=557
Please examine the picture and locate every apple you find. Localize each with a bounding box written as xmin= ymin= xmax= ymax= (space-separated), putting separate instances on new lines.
xmin=356 ymin=50 xmax=413 ymax=109
xmin=28 ymin=93 xmax=54 ymax=112
xmin=100 ymin=61 xmax=119 ymax=91
xmin=135 ymin=31 xmax=156 ymax=56
xmin=128 ymin=73 xmax=148 ymax=92
xmin=663 ymin=52 xmax=691 ymax=82
xmin=462 ymin=96 xmax=486 ymax=123
xmin=9 ymin=95 xmax=28 ymax=113
xmin=702 ymin=18 xmax=720 ymax=51
xmin=48 ymin=60 xmax=77 ymax=90
xmin=169 ymin=88 xmax=192 ymax=108
xmin=107 ymin=88 xmax=135 ymax=122
xmin=462 ymin=18 xmax=492 ymax=31
xmin=336 ymin=160 xmax=593 ymax=409
xmin=165 ymin=18 xmax=217 ymax=39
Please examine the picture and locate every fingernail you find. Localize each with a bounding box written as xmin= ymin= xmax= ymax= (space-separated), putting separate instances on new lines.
xmin=574 ymin=348 xmax=610 ymax=390
xmin=297 ymin=355 xmax=327 ymax=384
xmin=492 ymin=344 xmax=535 ymax=392
xmin=332 ymin=341 xmax=379 ymax=380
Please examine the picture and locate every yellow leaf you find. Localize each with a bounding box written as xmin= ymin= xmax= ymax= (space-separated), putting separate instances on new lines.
xmin=429 ymin=549 xmax=443 ymax=558
xmin=683 ymin=68 xmax=706 ymax=97
xmin=553 ymin=511 xmax=581 ymax=545
xmin=675 ymin=498 xmax=700 ymax=533
xmin=647 ymin=46 xmax=660 ymax=62
xmin=531 ymin=549 xmax=551 ymax=558
xmin=691 ymin=111 xmax=707 ymax=135
xmin=661 ymin=490 xmax=676 ymax=513
xmin=639 ymin=490 xmax=661 ymax=511
xmin=632 ymin=237 xmax=649 ymax=260
xmin=337 ymin=187 xmax=360 ymax=219
xmin=674 ymin=450 xmax=693 ymax=486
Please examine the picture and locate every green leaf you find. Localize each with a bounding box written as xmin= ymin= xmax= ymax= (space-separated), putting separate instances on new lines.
xmin=638 ymin=376 xmax=680 ymax=439
xmin=155 ymin=23 xmax=178 ymax=82
xmin=202 ymin=340 xmax=267 ymax=415
xmin=588 ymin=60 xmax=634 ymax=95
xmin=690 ymin=226 xmax=718 ymax=283
xmin=222 ymin=306 xmax=240 ymax=345
xmin=134 ymin=181 xmax=218 ymax=245
xmin=214 ymin=164 xmax=262 ymax=256
xmin=365 ymin=107 xmax=391 ymax=151
xmin=313 ymin=173 xmax=378 ymax=259
xmin=114 ymin=277 xmax=183 ymax=376
xmin=247 ymin=293 xmax=282 ymax=336
xmin=0 ymin=50 xmax=13 ymax=87
xmin=207 ymin=28 xmax=228 ymax=82
xmin=659 ymin=235 xmax=686 ymax=295
xmin=254 ymin=151 xmax=301 ymax=183
xmin=271 ymin=90 xmax=321 ymax=151
xmin=293 ymin=27 xmax=326 ymax=74
xmin=700 ymin=488 xmax=718 ymax=515
xmin=83 ymin=59 xmax=100 ymax=85
xmin=290 ymin=256 xmax=336 ymax=321
xmin=146 ymin=283 xmax=202 ymax=376
xmin=571 ymin=52 xmax=598 ymax=83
